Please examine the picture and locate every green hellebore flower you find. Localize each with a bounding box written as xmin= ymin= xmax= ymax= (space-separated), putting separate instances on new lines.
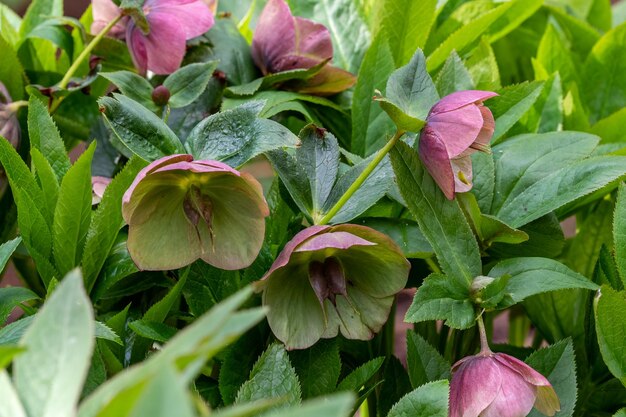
xmin=122 ymin=154 xmax=269 ymax=271
xmin=261 ymin=224 xmax=410 ymax=350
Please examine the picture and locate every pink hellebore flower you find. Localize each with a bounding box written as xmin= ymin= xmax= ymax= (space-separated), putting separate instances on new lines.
xmin=449 ymin=352 xmax=560 ymax=417
xmin=91 ymin=176 xmax=112 ymax=205
xmin=418 ymin=90 xmax=497 ymax=200
xmin=122 ymin=154 xmax=269 ymax=271
xmin=251 ymin=0 xmax=356 ymax=95
xmin=91 ymin=0 xmax=214 ymax=75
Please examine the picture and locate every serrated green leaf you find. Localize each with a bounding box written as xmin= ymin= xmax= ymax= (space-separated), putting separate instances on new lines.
xmin=219 ymin=329 xmax=266 ymax=405
xmin=100 ymin=71 xmax=156 ymax=111
xmin=378 ymin=356 xmax=412 ymax=417
xmin=187 ymin=101 xmax=300 ymax=168
xmin=19 ymin=0 xmax=62 ymax=36
xmin=488 ymin=257 xmax=598 ymax=307
xmin=351 ymin=35 xmax=395 ymax=156
xmin=615 ymin=184 xmax=626 ymax=289
xmin=595 ymin=286 xmax=626 ymax=387
xmin=406 ymin=332 xmax=450 ymax=389
xmin=82 ymin=157 xmax=147 ymax=293
xmin=390 ymin=141 xmax=481 ymax=287
xmin=95 ymin=321 xmax=122 ymax=345
xmin=536 ymin=24 xmax=579 ymax=87
xmin=426 ymin=2 xmax=512 ymax=72
xmin=378 ymin=0 xmax=436 ymax=66
xmin=289 ymin=339 xmax=341 ymax=399
xmin=99 ymin=94 xmax=185 ymax=162
xmin=435 ymin=51 xmax=474 ymax=97
xmin=0 ymin=286 xmax=37 ymax=325
xmin=489 ymin=81 xmax=545 ymax=144
xmin=466 ymin=39 xmax=500 ymax=91
xmin=128 ymin=320 xmax=177 ymax=343
xmin=164 ymin=61 xmax=218 ymax=108
xmin=0 ymin=236 xmax=21 ymax=274
xmin=337 ymin=356 xmax=384 ymax=392
xmin=525 ymin=338 xmax=577 ymax=417
xmin=387 ymin=380 xmax=449 ymax=417
xmin=236 ymin=344 xmax=301 ymax=408
xmin=52 ymin=142 xmax=95 ymax=276
xmin=591 ymin=108 xmax=626 ymax=143
xmin=404 ymin=273 xmax=474 ymax=328
xmin=13 ymin=270 xmax=94 ymax=417
xmin=30 ymin=149 xmax=60 ymax=225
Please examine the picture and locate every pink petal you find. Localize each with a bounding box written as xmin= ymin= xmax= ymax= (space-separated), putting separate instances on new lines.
xmin=449 ymin=356 xmax=502 ymax=417
xmin=252 ymin=0 xmax=296 ymax=74
xmin=480 ymin=362 xmax=537 ymax=417
xmin=261 ymin=226 xmax=330 ymax=280
xmin=418 ymin=125 xmax=455 ymax=200
xmin=430 ymin=90 xmax=498 ymax=115
xmin=91 ymin=0 xmax=126 ymax=37
xmin=154 ymin=160 xmax=240 ymax=176
xmin=91 ymin=176 xmax=112 ymax=205
xmin=450 ymin=156 xmax=473 ymax=194
xmin=293 ymin=17 xmax=332 ymax=61
xmin=130 ymin=12 xmax=188 ymax=74
xmin=294 ymin=231 xmax=375 ymax=252
xmin=126 ymin=24 xmax=149 ymax=74
xmin=475 ymin=104 xmax=496 ymax=146
xmin=427 ymin=103 xmax=483 ymax=159
xmin=494 ymin=354 xmax=552 ymax=387
xmin=149 ymin=0 xmax=214 ymax=39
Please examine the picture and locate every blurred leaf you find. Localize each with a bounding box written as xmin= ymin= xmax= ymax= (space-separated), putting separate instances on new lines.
xmin=595 ymin=286 xmax=626 ymax=387
xmin=0 ymin=286 xmax=37 ymax=325
xmin=13 ymin=270 xmax=94 ymax=417
xmin=19 ymin=0 xmax=62 ymax=36
xmin=0 ymin=371 xmax=26 ymax=417
xmin=615 ymin=184 xmax=626 ymax=289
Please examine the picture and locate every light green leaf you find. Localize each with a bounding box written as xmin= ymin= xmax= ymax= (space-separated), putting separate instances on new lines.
xmin=351 ymin=35 xmax=395 ymax=156
xmin=52 ymin=142 xmax=95 ymax=276
xmin=378 ymin=0 xmax=436 ymax=66
xmin=261 ymin=393 xmax=354 ymax=417
xmin=404 ymin=273 xmax=474 ymax=329
xmin=0 ymin=286 xmax=38 ymax=325
xmin=30 ymin=149 xmax=60 ymax=225
xmin=187 ymin=101 xmax=300 ymax=168
xmin=0 ymin=371 xmax=26 ymax=417
xmin=164 ymin=61 xmax=218 ymax=108
xmin=13 ymin=270 xmax=94 ymax=417
xmin=81 ymin=157 xmax=147 ymax=292
xmin=466 ymin=39 xmax=500 ymax=91
xmin=525 ymin=339 xmax=577 ymax=417
xmin=127 ymin=365 xmax=195 ymax=417
xmin=19 ymin=0 xmax=62 ymax=36
xmin=615 ymin=184 xmax=626 ymax=288
xmin=591 ymin=108 xmax=626 ymax=144
xmin=236 ymin=344 xmax=301 ymax=407
xmin=387 ymin=380 xmax=449 ymax=417
xmin=390 ymin=141 xmax=481 ymax=287
xmin=99 ymin=94 xmax=185 ymax=162
xmin=0 ymin=345 xmax=25 ymax=369
xmin=489 ymin=81 xmax=544 ymax=144
xmin=594 ymin=286 xmax=626 ymax=387
xmin=488 ymin=257 xmax=599 ymax=306
xmin=426 ymin=2 xmax=512 ymax=72
xmin=536 ymin=24 xmax=579 ymax=86
xmin=406 ymin=332 xmax=450 ymax=389
xmin=0 ymin=236 xmax=21 ymax=274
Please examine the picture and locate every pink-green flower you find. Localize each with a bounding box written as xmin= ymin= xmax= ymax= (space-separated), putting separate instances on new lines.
xmin=251 ymin=0 xmax=356 ymax=95
xmin=261 ymin=224 xmax=410 ymax=350
xmin=122 ymin=154 xmax=269 ymax=271
xmin=91 ymin=176 xmax=112 ymax=205
xmin=449 ymin=352 xmax=560 ymax=417
xmin=419 ymin=90 xmax=497 ymax=200
xmin=91 ymin=0 xmax=214 ymax=74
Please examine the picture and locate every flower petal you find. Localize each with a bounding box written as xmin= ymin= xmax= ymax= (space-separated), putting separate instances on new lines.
xmin=294 ymin=231 xmax=375 ymax=252
xmin=418 ymin=125 xmax=455 ymax=200
xmin=149 ymin=0 xmax=214 ymax=39
xmin=450 ymin=155 xmax=473 ymax=194
xmin=480 ymin=361 xmax=536 ymax=417
xmin=449 ymin=356 xmax=502 ymax=417
xmin=91 ymin=0 xmax=126 ymax=37
xmin=494 ymin=354 xmax=552 ymax=387
xmin=427 ymin=103 xmax=483 ymax=158
xmin=429 ymin=90 xmax=498 ymax=115
xmin=251 ymin=0 xmax=296 ymax=74
xmin=293 ymin=16 xmax=332 ymax=61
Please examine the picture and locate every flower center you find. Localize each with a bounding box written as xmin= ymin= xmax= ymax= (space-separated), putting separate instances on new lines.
xmin=183 ymin=185 xmax=215 ymax=247
xmin=308 ymin=257 xmax=348 ymax=306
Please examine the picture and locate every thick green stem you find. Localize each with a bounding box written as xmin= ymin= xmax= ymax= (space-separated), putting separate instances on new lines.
xmin=477 ymin=314 xmax=492 ymax=355
xmin=317 ymin=129 xmax=405 ymax=225
xmin=58 ymin=15 xmax=122 ymax=90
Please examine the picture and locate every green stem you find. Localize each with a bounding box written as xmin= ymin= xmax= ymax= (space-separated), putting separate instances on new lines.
xmin=476 ymin=314 xmax=492 ymax=355
xmin=317 ymin=129 xmax=405 ymax=225
xmin=58 ymin=15 xmax=122 ymax=90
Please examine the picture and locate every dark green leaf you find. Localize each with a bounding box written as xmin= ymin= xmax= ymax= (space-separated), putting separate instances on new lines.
xmin=0 ymin=286 xmax=38 ymax=325
xmin=406 ymin=332 xmax=450 ymax=389
xmin=435 ymin=51 xmax=474 ymax=97
xmin=337 ymin=357 xmax=384 ymax=392
xmin=614 ymin=183 xmax=626 ymax=289
xmin=489 ymin=81 xmax=544 ymax=144
xmin=100 ymin=71 xmax=156 ymax=111
xmin=355 ymin=218 xmax=433 ymax=258
xmin=289 ymin=339 xmax=341 ymax=399
xmin=594 ymin=286 xmax=626 ymax=387
xmin=164 ymin=61 xmax=218 ymax=108
xmin=378 ymin=356 xmax=412 ymax=417
xmin=0 ymin=236 xmax=21 ymax=274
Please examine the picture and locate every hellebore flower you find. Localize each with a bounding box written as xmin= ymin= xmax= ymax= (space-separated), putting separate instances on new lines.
xmin=261 ymin=224 xmax=410 ymax=350
xmin=418 ymin=90 xmax=497 ymax=200
xmin=449 ymin=352 xmax=560 ymax=417
xmin=251 ymin=0 xmax=356 ymax=95
xmin=91 ymin=176 xmax=112 ymax=205
xmin=91 ymin=0 xmax=214 ymax=74
xmin=122 ymin=154 xmax=269 ymax=271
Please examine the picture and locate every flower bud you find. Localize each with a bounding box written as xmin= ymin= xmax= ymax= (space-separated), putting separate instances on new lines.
xmin=449 ymin=352 xmax=560 ymax=417
xmin=419 ymin=90 xmax=497 ymax=200
xmin=151 ymin=85 xmax=170 ymax=107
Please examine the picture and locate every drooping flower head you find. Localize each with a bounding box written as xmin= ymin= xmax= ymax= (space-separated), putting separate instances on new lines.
xmin=251 ymin=0 xmax=356 ymax=95
xmin=449 ymin=351 xmax=560 ymax=417
xmin=91 ymin=0 xmax=214 ymax=74
xmin=418 ymin=90 xmax=497 ymax=200
xmin=261 ymin=224 xmax=410 ymax=350
xmin=122 ymin=154 xmax=269 ymax=271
